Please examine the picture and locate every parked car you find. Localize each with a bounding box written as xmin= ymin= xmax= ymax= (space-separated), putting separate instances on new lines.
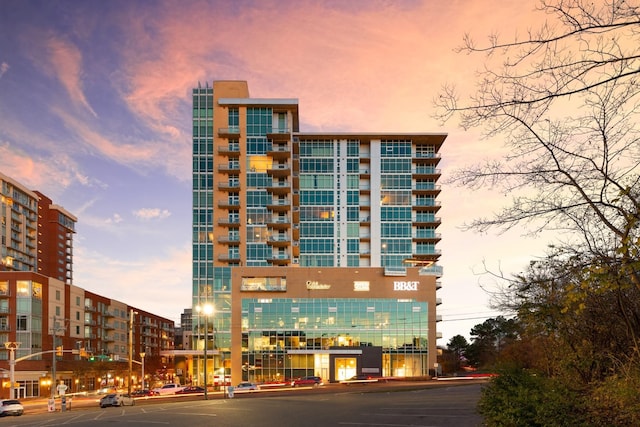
xmin=0 ymin=399 xmax=24 ymax=416
xmin=151 ymin=383 xmax=186 ymax=395
xmin=234 ymin=382 xmax=259 ymax=391
xmin=99 ymin=393 xmax=135 ymax=408
xmin=292 ymin=376 xmax=323 ymax=387
xmin=131 ymin=389 xmax=155 ymax=397
xmin=176 ymin=386 xmax=206 ymax=394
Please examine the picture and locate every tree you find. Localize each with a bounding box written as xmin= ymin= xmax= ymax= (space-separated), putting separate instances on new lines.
xmin=445 ymin=335 xmax=469 ymax=373
xmin=435 ymin=0 xmax=640 ymax=291
xmin=465 ymin=316 xmax=519 ymax=368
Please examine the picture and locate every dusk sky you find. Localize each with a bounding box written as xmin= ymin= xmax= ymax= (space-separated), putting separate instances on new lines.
xmin=0 ymin=0 xmax=553 ymax=342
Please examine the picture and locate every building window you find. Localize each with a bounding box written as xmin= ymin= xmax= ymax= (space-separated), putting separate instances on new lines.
xmin=56 ymin=290 xmax=61 ymax=301
xmin=16 ymin=315 xmax=27 ymax=331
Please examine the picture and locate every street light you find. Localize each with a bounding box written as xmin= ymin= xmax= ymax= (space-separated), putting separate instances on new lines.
xmin=196 ymin=303 xmax=214 ymax=400
xmin=4 ymin=342 xmax=20 ymax=399
xmin=140 ymin=351 xmax=146 ymax=390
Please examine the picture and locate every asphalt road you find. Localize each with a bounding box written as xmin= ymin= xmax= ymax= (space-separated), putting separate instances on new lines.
xmin=11 ymin=380 xmax=486 ymax=427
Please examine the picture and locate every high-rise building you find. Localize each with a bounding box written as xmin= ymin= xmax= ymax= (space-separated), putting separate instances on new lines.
xmin=0 ymin=172 xmax=175 ymax=399
xmin=189 ymin=81 xmax=445 ymax=386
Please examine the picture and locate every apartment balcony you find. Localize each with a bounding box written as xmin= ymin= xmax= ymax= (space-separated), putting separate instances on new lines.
xmin=412 ymin=201 xmax=442 ymax=212
xmin=267 ymin=163 xmax=291 ymax=177
xmin=218 ymin=144 xmax=241 ymax=157
xmin=218 ymin=199 xmax=241 ymax=209
xmin=103 ymin=335 xmax=115 ymax=342
xmin=408 ymin=253 xmax=441 ymax=264
xmin=267 ymin=217 xmax=291 ymax=229
xmin=267 ymin=181 xmax=291 ymax=195
xmin=412 ymin=183 xmax=441 ymax=196
xmin=84 ymin=319 xmax=96 ymax=326
xmin=413 ymin=216 xmax=441 ymax=226
xmin=412 ymin=166 xmax=442 ymax=179
xmin=412 ymin=232 xmax=442 ymax=243
xmin=436 ymin=298 xmax=443 ymax=305
xmin=217 ymin=218 xmax=241 ymax=228
xmin=420 ymin=264 xmax=444 ymax=277
xmin=218 ymin=181 xmax=241 ymax=191
xmin=218 ymin=235 xmax=240 ymax=244
xmin=0 ymin=307 xmax=9 ymax=315
xmin=218 ymin=164 xmax=240 ymax=173
xmin=0 ymin=289 xmax=10 ymax=298
xmin=102 ymin=310 xmax=115 ymax=318
xmin=0 ymin=324 xmax=11 ymax=331
xmin=267 ymin=127 xmax=290 ymax=141
xmin=267 ymin=235 xmax=291 ymax=247
xmin=268 ymin=254 xmax=291 ymax=265
xmin=267 ymin=199 xmax=291 ymax=212
xmin=413 ymin=152 xmax=442 ymax=160
xmin=218 ymin=127 xmax=240 ymax=138
xmin=218 ymin=253 xmax=241 ymax=262
xmin=103 ymin=323 xmax=115 ymax=330
xmin=267 ymin=144 xmax=292 ymax=158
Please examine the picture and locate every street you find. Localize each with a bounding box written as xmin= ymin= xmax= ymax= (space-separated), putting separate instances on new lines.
xmin=8 ymin=380 xmax=485 ymax=427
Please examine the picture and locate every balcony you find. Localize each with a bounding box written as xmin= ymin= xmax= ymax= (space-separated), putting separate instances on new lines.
xmin=412 ymin=183 xmax=441 ymax=196
xmin=267 ymin=163 xmax=291 ymax=177
xmin=267 ymin=199 xmax=290 ymax=211
xmin=218 ymin=144 xmax=241 ymax=156
xmin=218 ymin=181 xmax=240 ymax=191
xmin=413 ymin=215 xmax=441 ymax=226
xmin=268 ymin=254 xmax=291 ymax=265
xmin=267 ymin=144 xmax=291 ymax=158
xmin=412 ymin=232 xmax=442 ymax=243
xmin=218 ymin=199 xmax=241 ymax=209
xmin=267 ymin=235 xmax=291 ymax=247
xmin=218 ymin=164 xmax=240 ymax=173
xmin=267 ymin=127 xmax=290 ymax=140
xmin=412 ymin=166 xmax=442 ymax=179
xmin=218 ymin=253 xmax=241 ymax=262
xmin=267 ymin=217 xmax=291 ymax=229
xmin=218 ymin=235 xmax=240 ymax=244
xmin=218 ymin=218 xmax=241 ymax=228
xmin=218 ymin=127 xmax=240 ymax=138
xmin=267 ymin=181 xmax=291 ymax=194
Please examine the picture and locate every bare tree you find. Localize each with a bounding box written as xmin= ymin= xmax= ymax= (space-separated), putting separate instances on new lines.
xmin=436 ymin=0 xmax=640 ymax=288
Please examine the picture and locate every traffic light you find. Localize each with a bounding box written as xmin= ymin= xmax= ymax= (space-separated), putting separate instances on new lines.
xmin=56 ymin=346 xmax=63 ymax=356
xmin=89 ymin=356 xmax=95 ymax=362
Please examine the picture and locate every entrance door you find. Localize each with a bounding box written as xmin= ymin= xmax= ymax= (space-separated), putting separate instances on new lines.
xmin=335 ymin=358 xmax=357 ymax=381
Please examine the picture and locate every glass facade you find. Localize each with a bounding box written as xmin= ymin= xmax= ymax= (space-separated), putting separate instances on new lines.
xmin=241 ymin=298 xmax=428 ymax=382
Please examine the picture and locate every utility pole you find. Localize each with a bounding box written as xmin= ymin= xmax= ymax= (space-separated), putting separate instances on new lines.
xmin=128 ymin=309 xmax=137 ymax=395
xmin=51 ymin=316 xmax=57 ymax=399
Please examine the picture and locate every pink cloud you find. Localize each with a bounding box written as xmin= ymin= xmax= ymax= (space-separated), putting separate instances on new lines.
xmin=46 ymin=36 xmax=97 ymax=117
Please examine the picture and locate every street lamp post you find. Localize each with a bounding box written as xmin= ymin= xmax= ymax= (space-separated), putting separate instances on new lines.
xmin=140 ymin=351 xmax=146 ymax=390
xmin=128 ymin=309 xmax=138 ymax=395
xmin=4 ymin=342 xmax=20 ymax=399
xmin=196 ymin=304 xmax=213 ymax=400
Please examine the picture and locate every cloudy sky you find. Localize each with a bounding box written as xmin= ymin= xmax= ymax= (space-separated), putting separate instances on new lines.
xmin=0 ymin=0 xmax=553 ymax=342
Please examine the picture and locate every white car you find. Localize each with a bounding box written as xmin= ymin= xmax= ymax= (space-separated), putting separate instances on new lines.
xmin=0 ymin=399 xmax=24 ymax=416
xmin=151 ymin=383 xmax=185 ymax=395
xmin=234 ymin=382 xmax=259 ymax=391
xmin=99 ymin=393 xmax=135 ymax=408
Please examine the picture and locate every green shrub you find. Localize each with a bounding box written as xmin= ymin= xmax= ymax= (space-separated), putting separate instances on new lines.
xmin=478 ymin=368 xmax=587 ymax=426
